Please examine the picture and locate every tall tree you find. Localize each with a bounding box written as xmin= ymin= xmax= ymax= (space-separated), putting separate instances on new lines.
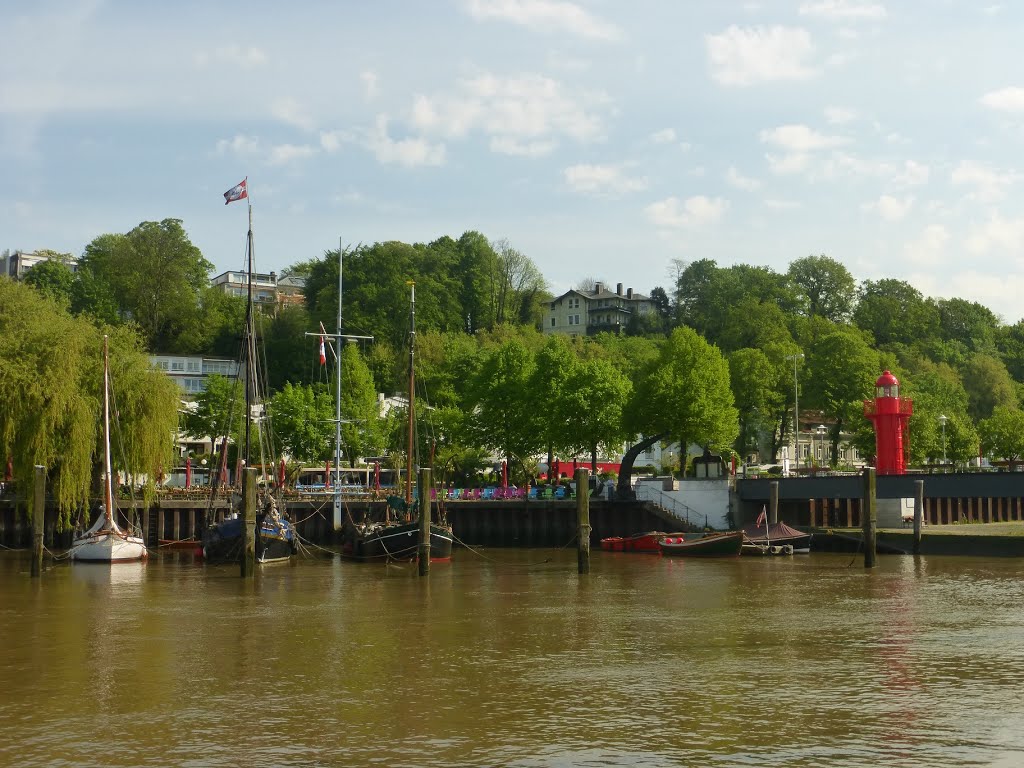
xmin=269 ymin=383 xmax=334 ymax=463
xmin=563 ymin=357 xmax=632 ymax=472
xmin=853 ymin=279 xmax=940 ymax=347
xmin=80 ymin=220 xmax=213 ymax=351
xmin=787 ymin=254 xmax=856 ymax=322
xmin=728 ymin=348 xmax=783 ymax=462
xmin=962 ymin=352 xmax=1017 ymax=422
xmin=0 ymin=280 xmax=177 ymax=524
xmin=620 ymin=327 xmax=738 ymax=492
xmin=23 ymin=259 xmax=75 ymax=307
xmin=978 ymin=406 xmax=1024 ymax=468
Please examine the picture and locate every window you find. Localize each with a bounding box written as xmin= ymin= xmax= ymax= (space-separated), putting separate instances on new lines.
xmin=171 ymin=361 xmax=184 ymax=371
xmin=550 ymin=317 xmax=556 ymax=327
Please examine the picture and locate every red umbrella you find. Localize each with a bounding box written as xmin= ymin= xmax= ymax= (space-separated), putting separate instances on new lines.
xmin=278 ymin=458 xmax=286 ymax=488
xmin=374 ymin=461 xmax=381 ymax=491
xmin=185 ymin=457 xmax=192 ymax=488
xmin=325 ymin=460 xmax=331 ymax=489
xmin=501 ymin=460 xmax=508 ymax=488
xmin=552 ymin=458 xmax=559 ymax=481
xmin=218 ymin=440 xmax=229 ymax=485
xmin=4 ymin=456 xmax=12 ymax=482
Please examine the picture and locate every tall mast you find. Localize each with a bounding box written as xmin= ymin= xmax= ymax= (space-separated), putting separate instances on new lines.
xmin=102 ymin=335 xmax=113 ymax=525
xmin=405 ymin=281 xmax=416 ymax=507
xmin=244 ymin=201 xmax=254 ymax=468
xmin=334 ymin=238 xmax=343 ymax=527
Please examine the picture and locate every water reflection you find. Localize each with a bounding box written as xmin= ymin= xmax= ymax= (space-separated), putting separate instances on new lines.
xmin=3 ymin=550 xmax=1024 ymax=767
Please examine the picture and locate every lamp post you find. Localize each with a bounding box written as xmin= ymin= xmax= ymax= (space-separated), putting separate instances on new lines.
xmin=939 ymin=414 xmax=948 ymax=469
xmin=786 ymin=353 xmax=804 ymax=472
xmin=816 ymin=424 xmax=827 ymax=473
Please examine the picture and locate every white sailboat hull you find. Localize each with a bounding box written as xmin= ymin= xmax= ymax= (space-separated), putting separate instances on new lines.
xmin=70 ymin=531 xmax=147 ymax=562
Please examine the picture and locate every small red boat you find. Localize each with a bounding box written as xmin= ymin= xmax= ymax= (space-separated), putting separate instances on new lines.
xmin=600 ymin=531 xmax=678 ymax=553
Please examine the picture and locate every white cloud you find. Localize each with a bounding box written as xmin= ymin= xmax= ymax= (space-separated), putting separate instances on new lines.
xmin=464 ymin=0 xmax=621 ymax=41
xmin=863 ymin=194 xmax=913 ymax=221
xmin=979 ymin=87 xmax=1024 ymax=113
xmin=725 ymin=166 xmax=761 ymax=190
xmin=361 ymin=70 xmax=379 ymax=99
xmin=564 ymin=164 xmax=647 ymax=196
xmin=490 ymin=137 xmax=557 ymax=156
xmin=410 ymin=73 xmax=608 ymax=152
xmin=903 ymin=224 xmax=949 ymax=267
xmin=764 ymin=198 xmax=801 ymax=210
xmin=194 ymin=44 xmax=267 ymax=70
xmin=824 ymin=106 xmax=857 ymax=124
xmin=766 ymin=152 xmax=811 ymax=175
xmin=965 ymin=213 xmax=1024 ymax=254
xmin=216 ymin=134 xmax=259 ymax=155
xmin=364 ymin=115 xmax=446 ymax=167
xmin=268 ymin=143 xmax=315 ymax=165
xmin=650 ymin=128 xmax=677 ymax=144
xmin=760 ymin=124 xmax=849 ymax=151
xmin=894 ymin=159 xmax=929 ymax=186
xmin=271 ymin=99 xmax=315 ymax=131
xmin=706 ymin=26 xmax=816 ymax=86
xmin=952 ymin=160 xmax=1017 ymax=201
xmin=645 ymin=195 xmax=728 ymax=228
xmin=799 ymin=1 xmax=887 ymax=20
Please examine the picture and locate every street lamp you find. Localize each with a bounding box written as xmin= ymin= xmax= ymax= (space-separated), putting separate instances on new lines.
xmin=786 ymin=353 xmax=805 ymax=471
xmin=816 ymin=424 xmax=827 ymax=472
xmin=939 ymin=414 xmax=948 ymax=468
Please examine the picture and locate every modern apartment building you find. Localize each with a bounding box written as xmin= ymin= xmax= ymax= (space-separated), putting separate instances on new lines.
xmin=149 ymin=355 xmax=239 ymax=395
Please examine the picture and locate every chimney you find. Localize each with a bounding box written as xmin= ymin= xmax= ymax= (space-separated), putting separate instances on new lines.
xmin=627 ymin=288 xmax=633 ymax=299
xmin=594 ymin=281 xmax=603 ymax=294
xmin=617 ymin=283 xmax=623 ymax=295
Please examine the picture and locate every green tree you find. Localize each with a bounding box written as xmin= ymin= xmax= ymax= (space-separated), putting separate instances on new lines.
xmin=81 ymin=220 xmax=213 ymax=351
xmin=803 ymin=326 xmax=880 ymax=466
xmin=937 ymin=298 xmax=999 ymax=354
xmin=269 ymin=383 xmax=333 ymax=462
xmin=853 ymin=279 xmax=940 ymax=347
xmin=978 ymin=406 xmax=1024 ymax=468
xmin=183 ymin=374 xmax=243 ymax=446
xmin=787 ymin=254 xmax=856 ymax=322
xmin=340 ymin=341 xmax=386 ymax=464
xmin=0 ymin=280 xmax=177 ymax=525
xmin=467 ymin=339 xmax=541 ymax=476
xmin=562 ymin=356 xmax=631 ymax=472
xmin=23 ymin=259 xmax=75 ymax=307
xmin=962 ymin=352 xmax=1017 ymax=422
xmin=529 ymin=335 xmax=580 ymax=467
xmin=620 ymin=327 xmax=738 ymax=491
xmin=729 ymin=348 xmax=783 ymax=461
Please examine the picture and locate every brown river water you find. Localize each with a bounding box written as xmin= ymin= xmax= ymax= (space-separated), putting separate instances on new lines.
xmin=3 ymin=548 xmax=1024 ymax=767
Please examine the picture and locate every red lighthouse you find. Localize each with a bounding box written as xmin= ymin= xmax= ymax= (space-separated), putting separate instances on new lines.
xmin=863 ymin=370 xmax=914 ymax=475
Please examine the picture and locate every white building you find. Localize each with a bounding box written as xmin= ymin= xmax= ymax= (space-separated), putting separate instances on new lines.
xmin=1 ymin=249 xmax=78 ymax=280
xmin=149 ymin=354 xmax=239 ymax=395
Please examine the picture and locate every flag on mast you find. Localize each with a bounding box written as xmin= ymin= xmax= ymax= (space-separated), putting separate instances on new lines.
xmin=223 ymin=178 xmax=248 ymax=205
xmin=755 ymin=506 xmax=767 ymax=527
xmin=319 ymin=336 xmax=327 ymax=365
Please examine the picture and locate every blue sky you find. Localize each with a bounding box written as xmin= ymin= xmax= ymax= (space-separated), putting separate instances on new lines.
xmin=4 ymin=0 xmax=1024 ymax=322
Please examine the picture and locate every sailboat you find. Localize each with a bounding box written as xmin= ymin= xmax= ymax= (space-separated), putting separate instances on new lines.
xmin=70 ymin=335 xmax=148 ymax=563
xmin=201 ymin=183 xmax=296 ymax=564
xmin=343 ymin=282 xmax=454 ymax=562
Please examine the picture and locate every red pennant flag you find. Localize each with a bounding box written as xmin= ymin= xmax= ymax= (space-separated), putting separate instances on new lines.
xmin=319 ymin=336 xmax=327 ymax=365
xmin=223 ymin=178 xmax=248 ymax=205
xmin=756 ymin=506 xmax=767 ymax=527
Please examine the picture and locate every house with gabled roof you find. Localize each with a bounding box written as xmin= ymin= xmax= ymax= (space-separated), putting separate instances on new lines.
xmin=544 ymin=281 xmax=652 ymax=337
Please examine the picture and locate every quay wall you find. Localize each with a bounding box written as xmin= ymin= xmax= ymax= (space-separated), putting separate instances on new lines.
xmin=0 ymin=496 xmax=683 ymax=551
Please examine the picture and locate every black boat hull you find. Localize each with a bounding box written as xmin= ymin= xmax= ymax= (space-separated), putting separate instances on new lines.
xmin=201 ymin=516 xmax=297 ymax=564
xmin=347 ymin=522 xmax=453 ymax=562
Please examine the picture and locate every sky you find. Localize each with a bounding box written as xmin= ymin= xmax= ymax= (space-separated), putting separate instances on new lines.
xmin=4 ymin=0 xmax=1024 ymax=323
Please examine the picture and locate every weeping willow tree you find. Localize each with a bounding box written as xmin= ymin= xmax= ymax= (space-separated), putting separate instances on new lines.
xmin=0 ymin=279 xmax=179 ymax=528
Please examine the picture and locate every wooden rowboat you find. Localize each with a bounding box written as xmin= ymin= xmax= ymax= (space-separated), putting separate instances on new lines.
xmin=658 ymin=531 xmax=743 ymax=557
xmin=600 ymin=531 xmax=679 ymax=553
